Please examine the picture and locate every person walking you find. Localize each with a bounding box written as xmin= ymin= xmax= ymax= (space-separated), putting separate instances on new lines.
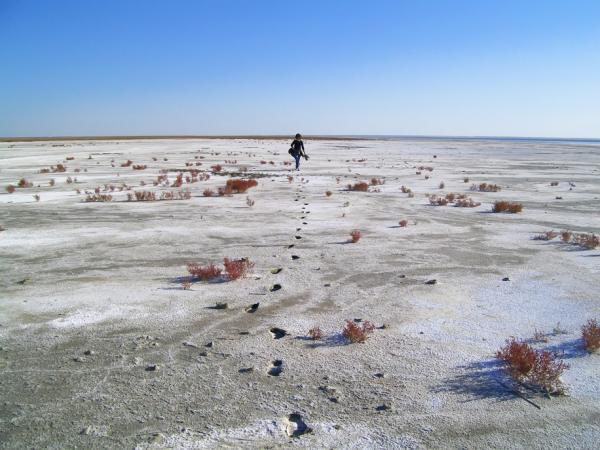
xmin=289 ymin=133 xmax=308 ymax=170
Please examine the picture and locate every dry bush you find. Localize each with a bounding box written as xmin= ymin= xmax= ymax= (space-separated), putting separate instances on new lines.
xmin=217 ymin=185 xmax=233 ymax=196
xmin=581 ymin=319 xmax=600 ymax=352
xmin=575 ymin=233 xmax=599 ymax=249
xmin=444 ymin=192 xmax=455 ymax=202
xmin=399 ymin=219 xmax=408 ymax=227
xmin=33 ymin=194 xmax=40 ymax=201
xmin=6 ymin=184 xmax=15 ymax=193
xmin=287 ymin=176 xmax=294 ymax=183
xmin=203 ymin=189 xmax=214 ymax=197
xmin=342 ymin=320 xmax=375 ymax=343
xmin=187 ymin=263 xmax=222 ymax=281
xmin=225 ymin=178 xmax=258 ymax=193
xmin=49 ymin=179 xmax=55 ymax=186
xmin=454 ymin=198 xmax=481 ymax=208
xmin=18 ymin=178 xmax=33 ymax=188
xmin=472 ymin=182 xmax=501 ymax=192
xmin=181 ymin=281 xmax=191 ymax=290
xmin=371 ymin=178 xmax=384 ymax=186
xmin=171 ymin=173 xmax=183 ymax=187
xmin=400 ymin=185 xmax=411 ymax=194
xmin=560 ymin=230 xmax=572 ymax=243
xmin=53 ymin=164 xmax=67 ymax=173
xmin=429 ymin=195 xmax=449 ymax=206
xmin=550 ymin=181 xmax=559 ymax=186
xmin=496 ymin=338 xmax=568 ymax=394
xmin=350 ymin=230 xmax=361 ymax=243
xmin=132 ymin=164 xmax=147 ymax=170
xmin=66 ymin=156 xmax=75 ymax=160
xmin=39 ymin=168 xmax=50 ymax=174
xmin=533 ymin=230 xmax=558 ymax=241
xmin=246 ymin=196 xmax=255 ymax=207
xmin=439 ymin=181 xmax=445 ymax=189
xmin=85 ymin=194 xmax=113 ymax=202
xmin=121 ymin=160 xmax=133 ymax=167
xmin=463 ymin=177 xmax=470 ymax=183
xmin=211 ymin=164 xmax=223 ymax=173
xmin=66 ymin=176 xmax=73 ymax=184
xmin=492 ymin=201 xmax=523 ymax=213
xmin=308 ymin=327 xmax=324 ymax=340
xmin=130 ymin=191 xmax=156 ymax=201
xmin=347 ymin=182 xmax=369 ymax=192
xmin=325 ymin=190 xmax=332 ymax=197
xmin=223 ymin=257 xmax=254 ymax=280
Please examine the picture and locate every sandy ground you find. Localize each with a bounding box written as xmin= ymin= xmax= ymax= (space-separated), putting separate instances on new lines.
xmin=0 ymin=137 xmax=599 ymax=449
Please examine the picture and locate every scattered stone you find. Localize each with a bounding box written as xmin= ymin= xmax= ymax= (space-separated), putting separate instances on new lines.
xmin=83 ymin=350 xmax=95 ymax=356
xmin=16 ymin=277 xmax=30 ymax=285
xmin=73 ymin=356 xmax=86 ymax=363
xmin=287 ymin=244 xmax=295 ymax=249
xmin=270 ymin=268 xmax=283 ymax=274
xmin=284 ymin=413 xmax=312 ymax=437
xmin=267 ymin=359 xmax=283 ymax=376
xmin=376 ymin=403 xmax=392 ymax=411
xmin=205 ymin=341 xmax=214 ymax=348
xmin=377 ymin=324 xmax=389 ymax=330
xmin=238 ymin=367 xmax=255 ymax=373
xmin=295 ymin=236 xmax=302 ymax=239
xmin=270 ymin=327 xmax=287 ymax=339
xmin=214 ymin=302 xmax=228 ymax=309
xmin=425 ymin=279 xmax=437 ymax=285
xmin=291 ymin=255 xmax=300 ymax=260
xmin=198 ymin=351 xmax=208 ymax=357
xmin=374 ymin=372 xmax=386 ymax=378
xmin=270 ymin=284 xmax=282 ymax=292
xmin=324 ymin=283 xmax=331 ymax=287
xmin=502 ymin=277 xmax=510 ymax=281
xmin=145 ymin=364 xmax=159 ymax=371
xmin=245 ymin=303 xmax=259 ymax=313
xmin=182 ymin=341 xmax=199 ymax=348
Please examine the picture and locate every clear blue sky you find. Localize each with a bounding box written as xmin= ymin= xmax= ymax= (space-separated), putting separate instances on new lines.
xmin=1 ymin=0 xmax=599 ymax=138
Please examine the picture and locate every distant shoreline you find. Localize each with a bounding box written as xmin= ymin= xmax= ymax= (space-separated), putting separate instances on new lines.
xmin=1 ymin=134 xmax=599 ymax=144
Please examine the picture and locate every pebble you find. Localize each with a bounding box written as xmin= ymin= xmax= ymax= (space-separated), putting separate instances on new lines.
xmin=145 ymin=364 xmax=159 ymax=371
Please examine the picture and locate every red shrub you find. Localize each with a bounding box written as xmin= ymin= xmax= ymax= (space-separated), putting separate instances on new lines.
xmin=472 ymin=182 xmax=501 ymax=192
xmin=223 ymin=257 xmax=254 ymax=280
xmin=492 ymin=201 xmax=523 ymax=213
xmin=347 ymin=182 xmax=369 ymax=192
xmin=132 ymin=164 xmax=147 ymax=170
xmin=575 ymin=233 xmax=599 ymax=249
xmin=496 ymin=338 xmax=569 ymax=394
xmin=371 ymin=178 xmax=384 ymax=186
xmin=217 ymin=185 xmax=233 ymax=196
xmin=211 ymin=164 xmax=222 ymax=173
xmin=18 ymin=178 xmax=32 ymax=188
xmin=429 ymin=195 xmax=448 ymax=206
xmin=349 ymin=230 xmax=361 ymax=243
xmin=560 ymin=230 xmax=572 ymax=243
xmin=171 ymin=173 xmax=183 ymax=187
xmin=582 ymin=319 xmax=600 ymax=352
xmin=454 ymin=198 xmax=481 ymax=208
xmin=6 ymin=184 xmax=15 ymax=193
xmin=533 ymin=230 xmax=558 ymax=241
xmin=439 ymin=181 xmax=445 ymax=189
xmin=399 ymin=220 xmax=408 ymax=227
xmin=342 ymin=320 xmax=375 ymax=343
xmin=66 ymin=156 xmax=75 ymax=160
xmin=496 ymin=338 xmax=537 ymax=380
xmin=85 ymin=194 xmax=113 ymax=202
xmin=308 ymin=327 xmax=324 ymax=340
xmin=121 ymin=160 xmax=133 ymax=167
xmin=203 ymin=189 xmax=214 ymax=197
xmin=325 ymin=191 xmax=332 ymax=197
xmin=187 ymin=263 xmax=222 ymax=281
xmin=225 ymin=178 xmax=258 ymax=193
xmin=53 ymin=164 xmax=67 ymax=172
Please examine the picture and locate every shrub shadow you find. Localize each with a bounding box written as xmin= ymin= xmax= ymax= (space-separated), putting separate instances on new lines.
xmin=433 ymin=359 xmax=524 ymax=403
xmin=543 ymin=338 xmax=588 ymax=360
xmin=301 ymin=333 xmax=350 ymax=348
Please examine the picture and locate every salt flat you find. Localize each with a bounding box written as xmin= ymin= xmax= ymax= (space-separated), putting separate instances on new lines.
xmin=0 ymin=137 xmax=599 ymax=449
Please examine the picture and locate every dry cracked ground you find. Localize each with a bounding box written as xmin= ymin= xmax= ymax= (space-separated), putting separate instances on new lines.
xmin=0 ymin=137 xmax=599 ymax=449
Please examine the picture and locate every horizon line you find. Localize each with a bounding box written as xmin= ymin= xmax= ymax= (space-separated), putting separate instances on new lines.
xmin=1 ymin=133 xmax=599 ymax=143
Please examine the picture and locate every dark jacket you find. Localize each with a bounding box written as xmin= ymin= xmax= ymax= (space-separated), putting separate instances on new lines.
xmin=290 ymin=139 xmax=305 ymax=156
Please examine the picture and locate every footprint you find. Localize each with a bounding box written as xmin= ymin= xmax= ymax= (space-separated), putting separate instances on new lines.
xmin=295 ymin=236 xmax=302 ymax=240
xmin=284 ymin=413 xmax=312 ymax=437
xmin=270 ymin=327 xmax=287 ymax=339
xmin=296 ymin=228 xmax=301 ymax=231
xmin=302 ymin=222 xmax=308 ymax=225
xmin=270 ymin=284 xmax=282 ymax=292
xmin=291 ymin=255 xmax=300 ymax=260
xmin=287 ymin=244 xmax=295 ymax=249
xmin=245 ymin=303 xmax=259 ymax=313
xmin=267 ymin=359 xmax=283 ymax=376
